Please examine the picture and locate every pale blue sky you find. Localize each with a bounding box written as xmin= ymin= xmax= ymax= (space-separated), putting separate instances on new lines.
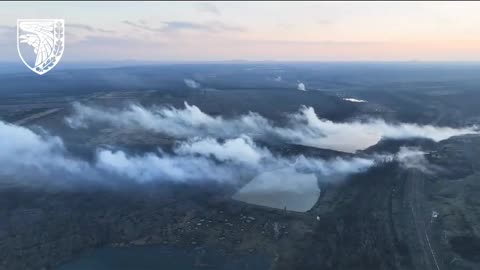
xmin=2 ymin=1 xmax=480 ymax=62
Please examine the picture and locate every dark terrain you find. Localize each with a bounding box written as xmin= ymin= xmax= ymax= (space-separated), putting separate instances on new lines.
xmin=1 ymin=62 xmax=480 ymax=270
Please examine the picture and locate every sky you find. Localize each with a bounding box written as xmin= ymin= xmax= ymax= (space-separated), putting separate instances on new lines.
xmin=1 ymin=1 xmax=480 ymax=62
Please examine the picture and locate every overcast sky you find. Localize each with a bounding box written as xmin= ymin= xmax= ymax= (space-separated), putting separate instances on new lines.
xmin=1 ymin=1 xmax=480 ymax=62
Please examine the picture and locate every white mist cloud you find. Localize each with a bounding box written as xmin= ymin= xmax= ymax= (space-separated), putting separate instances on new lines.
xmin=291 ymin=106 xmax=478 ymax=152
xmin=176 ymin=136 xmax=272 ymax=166
xmin=293 ymin=155 xmax=376 ymax=176
xmin=65 ymin=102 xmax=271 ymax=137
xmin=297 ymin=82 xmax=306 ymax=91
xmin=395 ymin=146 xmax=433 ymax=173
xmin=96 ymin=149 xmax=238 ymax=183
xmin=174 ymin=135 xmax=377 ymax=177
xmin=0 ymin=121 xmax=92 ymax=184
xmin=184 ymin=78 xmax=201 ymax=89
xmin=343 ymin=97 xmax=367 ymax=103
xmin=66 ymin=102 xmax=478 ymax=153
xmin=0 ymin=120 xmax=378 ymax=186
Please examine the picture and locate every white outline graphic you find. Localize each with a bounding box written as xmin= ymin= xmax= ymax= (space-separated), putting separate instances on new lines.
xmin=17 ymin=19 xmax=65 ymax=75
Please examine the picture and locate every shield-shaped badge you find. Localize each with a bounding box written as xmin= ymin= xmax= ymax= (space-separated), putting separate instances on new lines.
xmin=17 ymin=19 xmax=65 ymax=75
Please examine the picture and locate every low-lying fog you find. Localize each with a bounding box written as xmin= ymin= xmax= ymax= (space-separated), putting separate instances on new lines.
xmin=66 ymin=102 xmax=477 ymax=153
xmin=0 ymin=101 xmax=477 ymax=211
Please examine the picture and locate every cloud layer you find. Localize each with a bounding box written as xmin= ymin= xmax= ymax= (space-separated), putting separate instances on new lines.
xmin=66 ymin=102 xmax=478 ymax=153
xmin=122 ymin=20 xmax=245 ymax=33
xmin=297 ymin=82 xmax=306 ymax=91
xmin=184 ymin=78 xmax=201 ymax=89
xmin=96 ymin=135 xmax=377 ymax=183
xmin=0 ymin=120 xmax=378 ymax=188
xmin=0 ymin=121 xmax=92 ymax=185
xmin=343 ymin=97 xmax=367 ymax=103
xmin=394 ymin=146 xmax=433 ymax=173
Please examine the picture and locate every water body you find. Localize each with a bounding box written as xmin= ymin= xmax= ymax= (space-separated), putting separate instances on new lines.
xmin=233 ymin=167 xmax=320 ymax=212
xmin=56 ymin=245 xmax=269 ymax=270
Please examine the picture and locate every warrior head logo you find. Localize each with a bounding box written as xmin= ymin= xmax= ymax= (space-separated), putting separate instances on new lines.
xmin=17 ymin=19 xmax=65 ymax=75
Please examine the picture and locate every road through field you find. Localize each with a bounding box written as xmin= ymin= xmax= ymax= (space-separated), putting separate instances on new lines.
xmin=406 ymin=170 xmax=441 ymax=270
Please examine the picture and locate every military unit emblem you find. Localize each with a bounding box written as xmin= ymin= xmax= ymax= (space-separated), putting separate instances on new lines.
xmin=17 ymin=19 xmax=65 ymax=75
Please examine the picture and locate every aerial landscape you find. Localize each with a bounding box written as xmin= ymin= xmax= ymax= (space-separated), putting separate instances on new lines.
xmin=1 ymin=2 xmax=480 ymax=270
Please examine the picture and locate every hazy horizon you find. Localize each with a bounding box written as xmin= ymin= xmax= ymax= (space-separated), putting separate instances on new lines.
xmin=2 ymin=1 xmax=480 ymax=62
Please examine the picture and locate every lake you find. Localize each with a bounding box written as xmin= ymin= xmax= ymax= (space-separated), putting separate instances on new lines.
xmin=233 ymin=167 xmax=320 ymax=212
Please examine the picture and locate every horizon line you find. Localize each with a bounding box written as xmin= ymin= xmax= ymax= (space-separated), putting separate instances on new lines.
xmin=4 ymin=60 xmax=480 ymax=65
